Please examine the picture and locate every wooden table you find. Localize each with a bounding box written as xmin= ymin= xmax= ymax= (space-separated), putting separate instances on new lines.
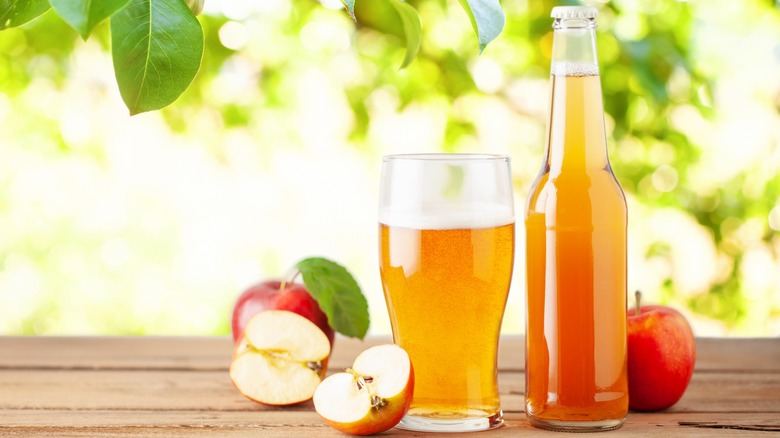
xmin=0 ymin=336 xmax=778 ymax=436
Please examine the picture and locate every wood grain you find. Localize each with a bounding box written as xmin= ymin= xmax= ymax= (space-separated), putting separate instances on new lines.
xmin=1 ymin=412 xmax=778 ymax=437
xmin=0 ymin=336 xmax=777 ymax=437
xmin=3 ymin=336 xmax=777 ymax=371
xmin=1 ymin=369 xmax=776 ymax=413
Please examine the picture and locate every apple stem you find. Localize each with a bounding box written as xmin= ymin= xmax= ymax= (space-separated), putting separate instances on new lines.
xmin=635 ymin=290 xmax=641 ymax=317
xmin=279 ymin=268 xmax=302 ymax=292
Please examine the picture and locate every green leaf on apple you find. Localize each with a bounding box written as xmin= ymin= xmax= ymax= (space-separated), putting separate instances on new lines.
xmin=296 ymin=257 xmax=369 ymax=340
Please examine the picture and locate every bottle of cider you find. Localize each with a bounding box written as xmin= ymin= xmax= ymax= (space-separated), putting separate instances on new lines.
xmin=524 ymin=6 xmax=628 ymax=432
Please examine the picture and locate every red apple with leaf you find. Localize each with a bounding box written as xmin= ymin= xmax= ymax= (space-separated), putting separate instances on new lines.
xmin=231 ymin=257 xmax=369 ymax=347
xmin=229 ymin=257 xmax=370 ymax=406
xmin=232 ymin=280 xmax=335 ymax=346
xmin=627 ymin=290 xmax=696 ymax=411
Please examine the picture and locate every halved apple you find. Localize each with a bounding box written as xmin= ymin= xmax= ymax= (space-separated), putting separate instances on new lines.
xmin=230 ymin=309 xmax=330 ymax=405
xmin=313 ymin=344 xmax=414 ymax=435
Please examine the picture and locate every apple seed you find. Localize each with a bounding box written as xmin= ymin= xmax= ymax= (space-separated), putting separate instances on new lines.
xmin=344 ymin=368 xmax=388 ymax=411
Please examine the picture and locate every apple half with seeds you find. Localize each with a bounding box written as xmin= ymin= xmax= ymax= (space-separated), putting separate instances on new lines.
xmin=313 ymin=344 xmax=414 ymax=435
xmin=230 ymin=309 xmax=330 ymax=405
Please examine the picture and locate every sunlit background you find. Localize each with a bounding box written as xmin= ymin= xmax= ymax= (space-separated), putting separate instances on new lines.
xmin=0 ymin=0 xmax=779 ymax=337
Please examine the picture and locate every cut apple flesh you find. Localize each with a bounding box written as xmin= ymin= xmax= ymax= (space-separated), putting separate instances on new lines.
xmin=314 ymin=344 xmax=412 ymax=424
xmin=242 ymin=309 xmax=330 ymax=361
xmin=353 ymin=344 xmax=411 ymax=400
xmin=230 ymin=310 xmax=331 ymax=405
xmin=231 ymin=350 xmax=323 ymax=405
xmin=315 ymin=372 xmax=374 ymax=423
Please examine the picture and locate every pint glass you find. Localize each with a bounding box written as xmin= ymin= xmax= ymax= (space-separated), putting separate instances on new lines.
xmin=378 ymin=154 xmax=515 ymax=432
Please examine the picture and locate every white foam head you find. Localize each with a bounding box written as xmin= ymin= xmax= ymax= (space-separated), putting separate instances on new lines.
xmin=380 ymin=203 xmax=514 ymax=230
xmin=379 ymin=154 xmax=515 ymax=230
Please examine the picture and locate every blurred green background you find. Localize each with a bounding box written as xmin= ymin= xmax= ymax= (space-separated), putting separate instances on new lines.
xmin=0 ymin=0 xmax=778 ymax=337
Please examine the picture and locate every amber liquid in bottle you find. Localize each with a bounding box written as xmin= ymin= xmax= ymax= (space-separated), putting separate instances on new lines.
xmin=524 ymin=7 xmax=628 ymax=432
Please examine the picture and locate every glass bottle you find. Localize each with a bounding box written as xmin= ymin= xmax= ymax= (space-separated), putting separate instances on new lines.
xmin=524 ymin=6 xmax=628 ymax=432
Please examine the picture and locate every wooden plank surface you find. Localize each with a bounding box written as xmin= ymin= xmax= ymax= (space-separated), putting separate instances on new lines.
xmin=2 ymin=411 xmax=779 ymax=437
xmin=0 ymin=336 xmax=233 ymax=370
xmin=2 ymin=336 xmax=778 ymax=371
xmin=0 ymin=336 xmax=778 ymax=437
xmin=0 ymin=368 xmax=778 ymax=413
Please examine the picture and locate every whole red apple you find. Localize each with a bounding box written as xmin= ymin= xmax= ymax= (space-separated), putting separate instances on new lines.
xmin=627 ymin=293 xmax=696 ymax=411
xmin=231 ymin=281 xmax=335 ymax=346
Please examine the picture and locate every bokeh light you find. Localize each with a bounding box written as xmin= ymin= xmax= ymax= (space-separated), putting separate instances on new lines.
xmin=0 ymin=0 xmax=778 ymax=337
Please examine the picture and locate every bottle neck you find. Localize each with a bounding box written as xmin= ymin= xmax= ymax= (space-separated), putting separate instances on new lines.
xmin=551 ymin=17 xmax=599 ymax=75
xmin=546 ymin=18 xmax=609 ymax=174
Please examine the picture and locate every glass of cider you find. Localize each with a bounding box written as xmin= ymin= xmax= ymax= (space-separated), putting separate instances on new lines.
xmin=378 ymin=154 xmax=515 ymax=432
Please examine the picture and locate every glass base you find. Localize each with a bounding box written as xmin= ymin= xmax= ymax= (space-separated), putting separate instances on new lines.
xmin=396 ymin=410 xmax=503 ymax=433
xmin=527 ymin=416 xmax=625 ymax=433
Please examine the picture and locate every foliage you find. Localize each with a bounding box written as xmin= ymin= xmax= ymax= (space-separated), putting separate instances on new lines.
xmin=0 ymin=0 xmax=503 ymax=114
xmin=49 ymin=0 xmax=129 ymax=39
xmin=0 ymin=0 xmax=779 ymax=336
xmin=110 ymin=0 xmax=203 ymax=114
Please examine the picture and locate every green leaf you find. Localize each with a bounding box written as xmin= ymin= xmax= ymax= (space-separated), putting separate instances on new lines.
xmin=341 ymin=0 xmax=355 ymax=20
xmin=388 ymin=0 xmax=421 ymax=69
xmin=0 ymin=0 xmax=50 ymax=29
xmin=457 ymin=0 xmax=505 ymax=53
xmin=50 ymin=0 xmax=130 ymax=40
xmin=110 ymin=0 xmax=204 ymax=115
xmin=296 ymin=257 xmax=370 ymax=340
